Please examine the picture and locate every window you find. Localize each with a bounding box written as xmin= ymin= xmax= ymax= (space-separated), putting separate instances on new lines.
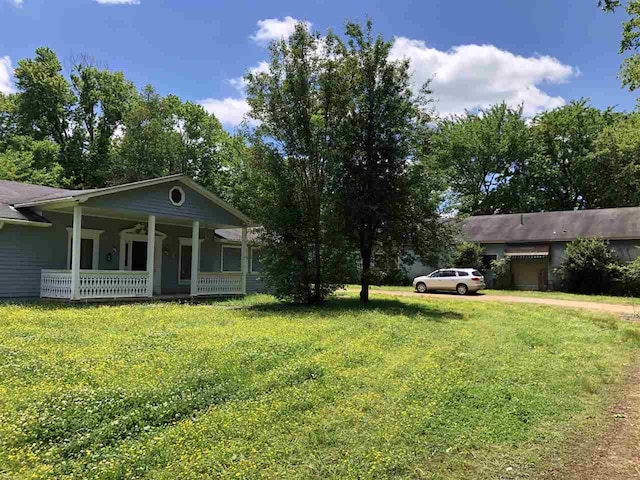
xmin=178 ymin=237 xmax=202 ymax=284
xmin=66 ymin=228 xmax=103 ymax=270
xmin=250 ymin=247 xmax=263 ymax=273
xmin=221 ymin=245 xmax=241 ymax=272
xmin=472 ymin=270 xmax=482 ymax=277
xmin=457 ymin=271 xmax=469 ymax=277
xmin=441 ymin=270 xmax=457 ymax=277
xmin=429 ymin=271 xmax=442 ymax=278
xmin=169 ymin=186 xmax=185 ymax=206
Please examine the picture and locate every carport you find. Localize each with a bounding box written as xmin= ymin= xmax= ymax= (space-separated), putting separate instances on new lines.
xmin=505 ymin=245 xmax=550 ymax=291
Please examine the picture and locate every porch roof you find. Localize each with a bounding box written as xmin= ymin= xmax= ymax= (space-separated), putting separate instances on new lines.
xmin=2 ymin=175 xmax=253 ymax=228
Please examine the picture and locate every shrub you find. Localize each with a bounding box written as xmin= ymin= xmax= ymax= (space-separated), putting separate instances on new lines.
xmin=453 ymin=242 xmax=485 ymax=271
xmin=491 ymin=257 xmax=512 ymax=289
xmin=554 ymin=238 xmax=618 ymax=294
xmin=610 ymin=256 xmax=640 ymax=297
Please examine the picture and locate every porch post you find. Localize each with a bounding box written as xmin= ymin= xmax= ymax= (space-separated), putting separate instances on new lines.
xmin=70 ymin=205 xmax=82 ymax=300
xmin=146 ymin=215 xmax=156 ymax=297
xmin=190 ymin=220 xmax=200 ymax=296
xmin=241 ymin=227 xmax=248 ymax=295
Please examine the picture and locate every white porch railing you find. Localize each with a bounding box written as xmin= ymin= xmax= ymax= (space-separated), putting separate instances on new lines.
xmin=41 ymin=270 xmax=244 ymax=299
xmin=40 ymin=270 xmax=72 ymax=299
xmin=197 ymin=272 xmax=243 ymax=295
xmin=41 ymin=270 xmax=149 ymax=299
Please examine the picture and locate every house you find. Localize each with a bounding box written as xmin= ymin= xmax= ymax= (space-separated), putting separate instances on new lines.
xmin=405 ymin=207 xmax=640 ymax=291
xmin=0 ymin=174 xmax=265 ymax=300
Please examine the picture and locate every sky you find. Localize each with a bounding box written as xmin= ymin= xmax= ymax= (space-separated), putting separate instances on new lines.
xmin=0 ymin=0 xmax=636 ymax=128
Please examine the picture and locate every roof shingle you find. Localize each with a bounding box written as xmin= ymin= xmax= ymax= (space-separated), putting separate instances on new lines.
xmin=463 ymin=207 xmax=640 ymax=243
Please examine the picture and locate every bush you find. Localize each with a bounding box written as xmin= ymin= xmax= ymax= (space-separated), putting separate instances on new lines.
xmin=491 ymin=257 xmax=512 ymax=289
xmin=454 ymin=242 xmax=485 ymax=271
xmin=554 ymin=238 xmax=618 ymax=294
xmin=610 ymin=257 xmax=640 ymax=297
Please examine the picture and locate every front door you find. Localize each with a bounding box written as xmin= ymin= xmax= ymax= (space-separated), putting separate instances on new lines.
xmin=120 ymin=232 xmax=164 ymax=295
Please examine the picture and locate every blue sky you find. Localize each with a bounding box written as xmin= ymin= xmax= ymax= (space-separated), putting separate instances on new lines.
xmin=0 ymin=0 xmax=636 ymax=127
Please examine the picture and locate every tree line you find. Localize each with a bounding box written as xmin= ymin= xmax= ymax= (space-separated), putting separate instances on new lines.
xmin=0 ymin=47 xmax=246 ymax=202
xmin=2 ymin=11 xmax=640 ymax=304
xmin=432 ymin=100 xmax=640 ymax=215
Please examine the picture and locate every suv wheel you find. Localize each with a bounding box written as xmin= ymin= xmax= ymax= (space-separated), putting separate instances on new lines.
xmin=416 ymin=282 xmax=427 ymax=293
xmin=456 ymin=283 xmax=468 ymax=295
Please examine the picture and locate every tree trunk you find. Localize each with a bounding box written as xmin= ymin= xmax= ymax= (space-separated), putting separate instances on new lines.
xmin=314 ymin=223 xmax=322 ymax=305
xmin=360 ymin=245 xmax=371 ymax=304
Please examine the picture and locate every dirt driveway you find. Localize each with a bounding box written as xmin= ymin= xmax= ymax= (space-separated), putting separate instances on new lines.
xmin=368 ymin=289 xmax=640 ymax=318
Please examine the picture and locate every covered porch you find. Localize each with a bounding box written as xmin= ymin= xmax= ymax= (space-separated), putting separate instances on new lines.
xmin=12 ymin=175 xmax=257 ymax=301
xmin=39 ymin=206 xmax=249 ymax=300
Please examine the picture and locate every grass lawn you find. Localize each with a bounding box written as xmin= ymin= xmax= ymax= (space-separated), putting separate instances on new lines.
xmin=1 ymin=294 xmax=640 ymax=479
xmin=347 ymin=284 xmax=640 ymax=306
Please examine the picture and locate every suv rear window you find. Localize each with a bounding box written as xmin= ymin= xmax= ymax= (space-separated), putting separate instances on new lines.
xmin=472 ymin=270 xmax=482 ymax=276
xmin=457 ymin=271 xmax=469 ymax=276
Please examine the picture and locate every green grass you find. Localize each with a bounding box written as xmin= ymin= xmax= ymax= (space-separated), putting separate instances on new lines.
xmin=483 ymin=289 xmax=640 ymax=305
xmin=1 ymin=294 xmax=639 ymax=479
xmin=347 ymin=284 xmax=640 ymax=306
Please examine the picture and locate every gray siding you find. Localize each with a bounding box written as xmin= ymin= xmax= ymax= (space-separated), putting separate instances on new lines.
xmin=84 ymin=181 xmax=244 ymax=226
xmin=0 ymin=222 xmax=67 ymax=298
xmin=247 ymin=274 xmax=266 ymax=293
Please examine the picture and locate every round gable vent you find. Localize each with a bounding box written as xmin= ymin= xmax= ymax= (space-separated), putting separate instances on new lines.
xmin=169 ymin=186 xmax=185 ymax=206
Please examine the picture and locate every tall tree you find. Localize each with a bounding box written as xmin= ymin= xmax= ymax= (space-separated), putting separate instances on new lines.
xmin=245 ymin=23 xmax=352 ymax=304
xmin=526 ymin=99 xmax=617 ymax=210
xmin=67 ymin=64 xmax=136 ymax=187
xmin=594 ymin=111 xmax=640 ymax=206
xmin=13 ymin=47 xmax=74 ymax=149
xmin=431 ymin=102 xmax=530 ymax=215
xmin=337 ymin=20 xmax=452 ymax=303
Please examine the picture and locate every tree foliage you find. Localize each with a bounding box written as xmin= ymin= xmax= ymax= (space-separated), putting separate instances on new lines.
xmin=432 ymin=102 xmax=530 ymax=215
xmin=336 ymin=20 xmax=452 ymax=302
xmin=432 ymin=99 xmax=625 ymax=214
xmin=453 ymin=242 xmax=484 ymax=271
xmin=599 ymin=0 xmax=640 ymax=91
xmin=1 ymin=46 xmax=245 ymax=210
xmin=554 ymin=238 xmax=618 ymax=294
xmin=244 ymin=24 xmax=354 ymax=304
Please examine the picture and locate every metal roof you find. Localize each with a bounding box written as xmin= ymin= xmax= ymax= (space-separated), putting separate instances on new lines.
xmin=463 ymin=207 xmax=640 ymax=243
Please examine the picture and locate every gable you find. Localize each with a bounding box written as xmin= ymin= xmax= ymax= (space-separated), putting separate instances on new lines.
xmin=83 ymin=181 xmax=245 ymax=226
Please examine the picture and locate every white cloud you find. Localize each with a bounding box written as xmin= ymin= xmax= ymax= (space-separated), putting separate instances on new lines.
xmin=390 ymin=38 xmax=577 ymax=117
xmin=95 ymin=0 xmax=140 ymax=4
xmin=199 ymin=97 xmax=251 ymax=127
xmin=10 ymin=0 xmax=23 ymax=6
xmin=0 ymin=56 xmax=16 ymax=95
xmin=228 ymin=61 xmax=270 ymax=93
xmin=250 ymin=16 xmax=310 ymax=45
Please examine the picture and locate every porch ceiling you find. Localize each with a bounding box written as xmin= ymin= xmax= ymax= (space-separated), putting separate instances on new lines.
xmin=40 ymin=205 xmax=245 ymax=229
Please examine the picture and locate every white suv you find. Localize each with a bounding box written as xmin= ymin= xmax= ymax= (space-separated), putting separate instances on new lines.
xmin=413 ymin=268 xmax=486 ymax=295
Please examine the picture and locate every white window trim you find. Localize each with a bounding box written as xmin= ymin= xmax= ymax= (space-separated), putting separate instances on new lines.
xmin=66 ymin=227 xmax=104 ymax=270
xmin=169 ymin=186 xmax=186 ymax=206
xmin=250 ymin=246 xmax=262 ymax=274
xmin=221 ymin=245 xmax=242 ymax=273
xmin=178 ymin=237 xmax=204 ymax=285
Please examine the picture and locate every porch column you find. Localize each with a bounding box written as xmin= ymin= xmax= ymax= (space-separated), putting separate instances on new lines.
xmin=241 ymin=227 xmax=248 ymax=295
xmin=70 ymin=205 xmax=82 ymax=300
xmin=190 ymin=220 xmax=200 ymax=296
xmin=146 ymin=215 xmax=156 ymax=297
